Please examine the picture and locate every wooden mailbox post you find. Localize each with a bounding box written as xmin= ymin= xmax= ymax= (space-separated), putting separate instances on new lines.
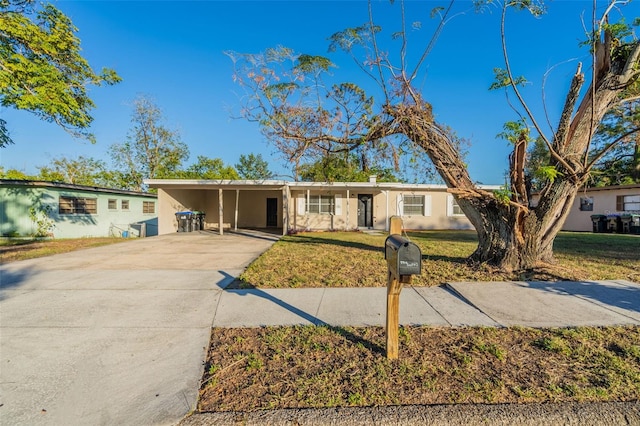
xmin=385 ymin=216 xmax=422 ymax=360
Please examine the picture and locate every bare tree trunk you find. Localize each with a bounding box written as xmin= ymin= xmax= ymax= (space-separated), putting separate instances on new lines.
xmin=392 ymin=102 xmax=589 ymax=272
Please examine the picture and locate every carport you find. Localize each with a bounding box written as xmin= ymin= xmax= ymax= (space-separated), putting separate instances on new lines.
xmin=145 ymin=179 xmax=291 ymax=236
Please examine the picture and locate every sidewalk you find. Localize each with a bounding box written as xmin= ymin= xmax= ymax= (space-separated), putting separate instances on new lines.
xmin=2 ymin=227 xmax=638 ymax=426
xmin=212 ymin=279 xmax=640 ymax=328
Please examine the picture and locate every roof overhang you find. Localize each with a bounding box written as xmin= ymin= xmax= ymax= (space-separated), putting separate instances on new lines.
xmin=144 ymin=179 xmax=289 ymax=190
xmin=144 ymin=179 xmax=501 ymax=192
xmin=0 ymin=179 xmax=157 ymax=198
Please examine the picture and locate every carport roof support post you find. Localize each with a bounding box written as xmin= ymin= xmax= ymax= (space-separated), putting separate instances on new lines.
xmin=219 ymin=188 xmax=223 ymax=235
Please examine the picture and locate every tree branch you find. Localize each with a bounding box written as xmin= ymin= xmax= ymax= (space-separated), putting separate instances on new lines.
xmin=368 ymin=0 xmax=390 ymax=101
xmin=586 ymin=126 xmax=640 ymax=170
xmin=621 ymin=41 xmax=640 ymax=80
xmin=500 ymin=2 xmax=552 ymax=149
xmin=409 ymin=0 xmax=456 ymax=82
xmin=555 ymin=63 xmax=584 ymax=152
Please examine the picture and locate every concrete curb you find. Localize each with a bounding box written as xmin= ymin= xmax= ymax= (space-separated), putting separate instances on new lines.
xmin=179 ymin=401 xmax=640 ymax=425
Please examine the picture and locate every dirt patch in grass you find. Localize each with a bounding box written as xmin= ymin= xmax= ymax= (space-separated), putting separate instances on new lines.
xmin=197 ymin=325 xmax=640 ymax=412
xmin=0 ymin=237 xmax=129 ymax=263
xmin=235 ymin=231 xmax=640 ymax=288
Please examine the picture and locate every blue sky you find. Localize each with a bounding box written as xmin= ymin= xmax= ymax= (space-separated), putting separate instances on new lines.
xmin=1 ymin=0 xmax=638 ymax=184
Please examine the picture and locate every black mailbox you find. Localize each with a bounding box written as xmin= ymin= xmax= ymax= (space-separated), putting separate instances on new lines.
xmin=385 ymin=234 xmax=422 ymax=277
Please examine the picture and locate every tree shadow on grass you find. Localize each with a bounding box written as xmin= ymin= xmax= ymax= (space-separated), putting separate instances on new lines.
xmin=404 ymin=230 xmax=478 ymax=243
xmin=284 ymin=234 xmax=383 ymax=253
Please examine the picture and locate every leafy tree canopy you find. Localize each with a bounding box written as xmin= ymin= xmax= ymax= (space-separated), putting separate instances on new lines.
xmin=109 ymin=96 xmax=189 ymax=191
xmin=228 ymin=0 xmax=640 ymax=271
xmin=178 ymin=156 xmax=239 ymax=180
xmin=0 ymin=165 xmax=35 ymax=179
xmin=235 ymin=153 xmax=273 ymax=180
xmin=0 ymin=0 xmax=121 ymax=146
xmin=298 ymin=153 xmax=398 ymax=183
xmin=36 ymin=155 xmax=110 ymax=187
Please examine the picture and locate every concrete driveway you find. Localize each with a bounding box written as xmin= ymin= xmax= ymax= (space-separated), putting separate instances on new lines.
xmin=0 ymin=230 xmax=279 ymax=426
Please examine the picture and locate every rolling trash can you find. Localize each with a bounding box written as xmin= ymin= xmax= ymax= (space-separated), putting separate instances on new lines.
xmin=621 ymin=214 xmax=632 ymax=234
xmin=175 ymin=211 xmax=193 ymax=232
xmin=630 ymin=214 xmax=640 ymax=235
xmin=192 ymin=211 xmax=206 ymax=231
xmin=607 ymin=214 xmax=622 ymax=233
xmin=590 ymin=214 xmax=607 ymax=233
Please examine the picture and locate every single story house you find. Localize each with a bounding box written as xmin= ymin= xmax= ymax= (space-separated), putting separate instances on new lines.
xmin=560 ymin=184 xmax=640 ymax=232
xmin=0 ymin=179 xmax=158 ymax=238
xmin=145 ymin=177 xmax=501 ymax=235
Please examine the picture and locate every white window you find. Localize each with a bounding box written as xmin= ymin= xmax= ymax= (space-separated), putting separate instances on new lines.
xmin=401 ymin=195 xmax=431 ymax=216
xmin=307 ymin=195 xmax=334 ymax=214
xmin=403 ymin=195 xmax=423 ymax=215
xmin=617 ymin=195 xmax=640 ymax=212
xmin=447 ymin=195 xmax=464 ymax=216
xmin=398 ymin=194 xmax=431 ymax=216
xmin=298 ymin=194 xmax=342 ymax=215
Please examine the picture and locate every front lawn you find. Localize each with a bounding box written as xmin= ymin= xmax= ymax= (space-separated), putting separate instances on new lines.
xmin=237 ymin=231 xmax=639 ymax=288
xmin=198 ymin=325 xmax=640 ymax=411
xmin=0 ymin=237 xmax=129 ymax=263
xmin=199 ymin=231 xmax=639 ymax=412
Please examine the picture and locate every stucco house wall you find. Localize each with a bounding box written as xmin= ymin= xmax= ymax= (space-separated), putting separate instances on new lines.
xmin=147 ymin=179 xmax=500 ymax=235
xmin=290 ymin=189 xmax=475 ymax=232
xmin=157 ymin=187 xmax=284 ymax=233
xmin=561 ymin=185 xmax=640 ymax=232
xmin=1 ymin=180 xmax=158 ymax=238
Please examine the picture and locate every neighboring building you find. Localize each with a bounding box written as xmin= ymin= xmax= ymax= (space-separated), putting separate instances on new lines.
xmin=145 ymin=177 xmax=501 ymax=235
xmin=0 ymin=180 xmax=158 ymax=238
xmin=560 ymin=184 xmax=640 ymax=232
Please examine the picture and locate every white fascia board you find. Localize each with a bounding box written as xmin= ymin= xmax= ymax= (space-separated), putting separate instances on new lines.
xmin=144 ymin=178 xmax=502 ymax=192
xmin=144 ymin=179 xmax=289 ymax=188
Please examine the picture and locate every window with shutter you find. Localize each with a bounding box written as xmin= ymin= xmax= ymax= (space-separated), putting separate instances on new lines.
xmin=59 ymin=197 xmax=97 ymax=214
xmin=402 ymin=195 xmax=425 ymax=216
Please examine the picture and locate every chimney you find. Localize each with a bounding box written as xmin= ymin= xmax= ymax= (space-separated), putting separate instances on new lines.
xmin=369 ymin=175 xmax=377 ymax=183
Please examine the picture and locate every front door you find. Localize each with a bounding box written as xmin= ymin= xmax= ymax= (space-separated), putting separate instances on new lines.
xmin=266 ymin=198 xmax=278 ymax=227
xmin=357 ymin=194 xmax=373 ymax=228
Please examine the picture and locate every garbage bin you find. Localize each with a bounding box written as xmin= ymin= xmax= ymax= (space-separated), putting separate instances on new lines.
xmin=630 ymin=214 xmax=640 ymax=235
xmin=192 ymin=211 xmax=206 ymax=231
xmin=590 ymin=214 xmax=607 ymax=233
xmin=621 ymin=214 xmax=632 ymax=234
xmin=607 ymin=214 xmax=622 ymax=233
xmin=175 ymin=211 xmax=193 ymax=232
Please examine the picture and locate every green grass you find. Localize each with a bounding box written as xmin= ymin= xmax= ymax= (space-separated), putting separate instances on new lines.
xmin=198 ymin=325 xmax=640 ymax=411
xmin=237 ymin=231 xmax=639 ymax=288
xmin=0 ymin=237 xmax=129 ymax=263
xmin=198 ymin=230 xmax=639 ymax=412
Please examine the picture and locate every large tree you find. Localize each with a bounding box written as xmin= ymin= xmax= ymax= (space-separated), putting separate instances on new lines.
xmin=527 ymin=83 xmax=640 ymax=188
xmin=236 ymin=153 xmax=273 ymax=180
xmin=0 ymin=166 xmax=34 ymax=179
xmin=109 ymin=96 xmax=189 ymax=191
xmin=179 ymin=155 xmax=239 ymax=180
xmin=228 ymin=0 xmax=640 ymax=271
xmin=298 ymin=153 xmax=399 ymax=182
xmin=0 ymin=0 xmax=120 ymax=146
xmin=36 ymin=155 xmax=109 ymax=186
